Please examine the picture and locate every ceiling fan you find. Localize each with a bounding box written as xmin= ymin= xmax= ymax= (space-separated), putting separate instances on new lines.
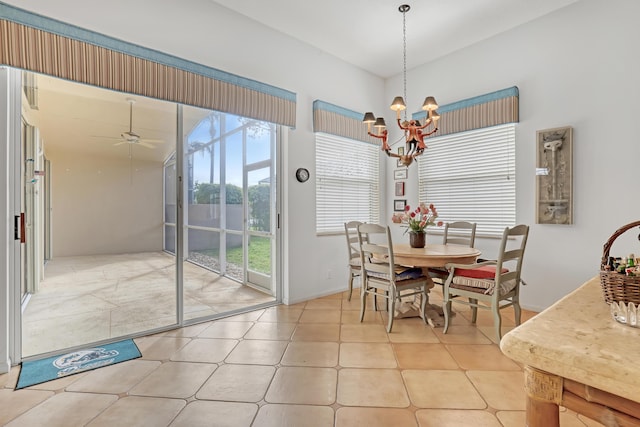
xmin=94 ymin=98 xmax=164 ymax=150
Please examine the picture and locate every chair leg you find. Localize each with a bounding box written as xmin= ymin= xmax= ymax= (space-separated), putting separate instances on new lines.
xmin=443 ymin=300 xmax=452 ymax=334
xmin=347 ymin=274 xmax=354 ymax=301
xmin=420 ymin=286 xmax=428 ymax=324
xmin=470 ymin=298 xmax=478 ymax=323
xmin=387 ymin=294 xmax=395 ymax=333
xmin=493 ymin=306 xmax=502 ymax=341
xmin=359 ymin=285 xmax=367 ymax=323
xmin=514 ymin=300 xmax=522 ymax=326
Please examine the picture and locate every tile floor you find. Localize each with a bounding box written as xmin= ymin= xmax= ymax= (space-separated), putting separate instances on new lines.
xmin=22 ymin=252 xmax=275 ymax=357
xmin=2 ymin=288 xmax=606 ymax=426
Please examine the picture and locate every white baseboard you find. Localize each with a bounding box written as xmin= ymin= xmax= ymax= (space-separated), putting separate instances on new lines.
xmin=284 ymin=285 xmax=359 ymax=305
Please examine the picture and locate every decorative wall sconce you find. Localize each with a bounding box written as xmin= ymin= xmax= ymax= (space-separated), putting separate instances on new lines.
xmin=536 ymin=126 xmax=573 ymax=224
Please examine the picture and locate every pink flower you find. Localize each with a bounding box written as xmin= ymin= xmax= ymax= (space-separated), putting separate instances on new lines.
xmin=393 ymin=201 xmax=442 ymax=234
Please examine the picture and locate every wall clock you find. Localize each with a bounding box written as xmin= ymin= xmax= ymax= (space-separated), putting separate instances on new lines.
xmin=295 ymin=168 xmax=310 ymax=183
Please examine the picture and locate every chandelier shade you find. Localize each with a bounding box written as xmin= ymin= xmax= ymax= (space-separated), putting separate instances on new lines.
xmin=362 ymin=112 xmax=376 ymax=124
xmin=374 ymin=117 xmax=387 ymax=129
xmin=390 ymin=96 xmax=407 ymax=112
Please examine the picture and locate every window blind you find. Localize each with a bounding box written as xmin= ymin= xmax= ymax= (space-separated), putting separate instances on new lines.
xmin=418 ymin=124 xmax=516 ymax=237
xmin=316 ymin=133 xmax=380 ymax=234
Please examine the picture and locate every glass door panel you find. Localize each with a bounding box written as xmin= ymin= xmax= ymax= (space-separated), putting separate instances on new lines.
xmin=246 ymin=167 xmax=274 ymax=293
xmin=20 ymin=71 xmax=179 ymax=357
xmin=181 ymin=105 xmax=277 ymax=322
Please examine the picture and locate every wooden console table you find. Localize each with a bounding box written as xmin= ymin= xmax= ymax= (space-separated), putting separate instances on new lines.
xmin=500 ymin=277 xmax=640 ymax=426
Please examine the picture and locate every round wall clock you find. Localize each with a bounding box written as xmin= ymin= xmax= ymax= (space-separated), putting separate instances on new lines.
xmin=295 ymin=167 xmax=310 ymax=183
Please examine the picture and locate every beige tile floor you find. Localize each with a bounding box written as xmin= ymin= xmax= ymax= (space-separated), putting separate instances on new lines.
xmin=3 ymin=288 xmax=606 ymax=427
xmin=22 ymin=252 xmax=275 ymax=357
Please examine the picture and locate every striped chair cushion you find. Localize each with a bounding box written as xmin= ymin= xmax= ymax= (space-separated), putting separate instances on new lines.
xmin=367 ymin=267 xmax=424 ymax=282
xmin=451 ymin=266 xmax=514 ymax=295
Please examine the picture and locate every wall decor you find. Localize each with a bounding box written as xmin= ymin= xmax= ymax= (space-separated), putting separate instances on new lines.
xmin=398 ymin=146 xmax=405 ymax=156
xmin=394 ymin=199 xmax=407 ymax=211
xmin=395 ymin=181 xmax=405 ymax=196
xmin=535 ymin=126 xmax=573 ymax=224
xmin=394 ymin=169 xmax=407 ymax=180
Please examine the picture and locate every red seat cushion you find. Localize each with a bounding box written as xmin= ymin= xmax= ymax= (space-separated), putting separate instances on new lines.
xmin=455 ymin=265 xmax=508 ymax=279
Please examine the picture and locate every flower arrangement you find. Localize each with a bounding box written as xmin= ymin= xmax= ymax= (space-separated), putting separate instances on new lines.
xmin=392 ymin=202 xmax=443 ymax=234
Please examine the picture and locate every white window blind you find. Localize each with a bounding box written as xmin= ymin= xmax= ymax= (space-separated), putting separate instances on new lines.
xmin=316 ymin=133 xmax=380 ymax=234
xmin=418 ymin=124 xmax=516 ymax=237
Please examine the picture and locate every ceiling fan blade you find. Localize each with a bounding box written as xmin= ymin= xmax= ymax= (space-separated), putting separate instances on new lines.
xmin=113 ymin=140 xmax=128 ymax=146
xmin=90 ymin=135 xmax=122 ymax=141
xmin=138 ymin=142 xmax=156 ymax=149
xmin=139 ymin=138 xmax=164 ymax=143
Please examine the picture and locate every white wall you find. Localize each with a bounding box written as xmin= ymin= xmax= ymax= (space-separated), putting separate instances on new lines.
xmin=46 ymin=149 xmax=164 ymax=256
xmin=385 ymin=0 xmax=640 ymax=310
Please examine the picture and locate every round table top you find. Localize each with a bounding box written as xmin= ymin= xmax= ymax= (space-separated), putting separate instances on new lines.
xmin=392 ymin=243 xmax=481 ymax=268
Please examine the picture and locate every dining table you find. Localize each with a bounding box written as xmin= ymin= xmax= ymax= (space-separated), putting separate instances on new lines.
xmin=392 ymin=243 xmax=482 ymax=327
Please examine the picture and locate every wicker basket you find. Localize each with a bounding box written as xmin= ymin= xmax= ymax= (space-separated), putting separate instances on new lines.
xmin=599 ymin=220 xmax=640 ymax=304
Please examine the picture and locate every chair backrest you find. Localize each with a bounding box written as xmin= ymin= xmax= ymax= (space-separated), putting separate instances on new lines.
xmin=494 ymin=224 xmax=529 ymax=285
xmin=345 ymin=221 xmax=367 ymax=267
xmin=443 ymin=221 xmax=477 ymax=247
xmin=357 ymin=223 xmax=396 ymax=280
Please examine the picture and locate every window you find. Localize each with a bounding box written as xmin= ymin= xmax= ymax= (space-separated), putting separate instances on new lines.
xmin=316 ymin=133 xmax=380 ymax=234
xmin=418 ymin=124 xmax=516 ymax=236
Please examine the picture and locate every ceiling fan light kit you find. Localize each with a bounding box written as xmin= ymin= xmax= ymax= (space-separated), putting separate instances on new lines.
xmin=93 ymin=97 xmax=164 ymax=150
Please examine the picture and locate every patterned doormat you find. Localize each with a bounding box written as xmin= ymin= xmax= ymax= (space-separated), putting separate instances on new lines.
xmin=16 ymin=339 xmax=142 ymax=390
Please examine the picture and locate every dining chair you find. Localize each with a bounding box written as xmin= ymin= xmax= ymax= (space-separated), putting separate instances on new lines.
xmin=344 ymin=221 xmax=366 ymax=301
xmin=442 ymin=224 xmax=529 ymax=341
xmin=357 ymin=223 xmax=429 ymax=332
xmin=429 ymin=221 xmax=477 ymax=285
xmin=443 ymin=221 xmax=477 ymax=246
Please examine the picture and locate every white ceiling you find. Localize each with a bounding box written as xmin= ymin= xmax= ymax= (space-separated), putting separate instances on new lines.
xmin=211 ymin=0 xmax=579 ymax=78
xmin=31 ymin=76 xmax=184 ymax=163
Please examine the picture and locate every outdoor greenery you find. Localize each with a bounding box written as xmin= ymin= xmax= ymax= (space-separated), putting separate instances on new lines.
xmin=247 ymin=184 xmax=270 ymax=231
xmin=194 ymin=183 xmax=242 ymax=204
xmin=192 ymin=182 xmax=271 ymax=275
xmin=194 ymin=182 xmax=270 ymax=232
xmin=196 ymin=235 xmax=271 ymax=274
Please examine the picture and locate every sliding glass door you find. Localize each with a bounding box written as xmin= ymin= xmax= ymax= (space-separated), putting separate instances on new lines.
xmin=180 ymin=106 xmax=277 ymax=321
xmin=13 ymin=69 xmax=280 ymax=360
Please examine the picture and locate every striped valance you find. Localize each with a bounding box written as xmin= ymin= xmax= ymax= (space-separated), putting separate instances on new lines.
xmin=0 ymin=2 xmax=296 ymax=127
xmin=313 ymin=100 xmax=373 ymax=144
xmin=413 ymin=86 xmax=518 ymax=138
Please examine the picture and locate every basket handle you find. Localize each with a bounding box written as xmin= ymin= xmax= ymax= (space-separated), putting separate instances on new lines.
xmin=601 ymin=221 xmax=640 ymax=269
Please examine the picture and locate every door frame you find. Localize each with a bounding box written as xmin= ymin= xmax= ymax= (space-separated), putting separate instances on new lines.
xmin=0 ymin=66 xmax=23 ymax=370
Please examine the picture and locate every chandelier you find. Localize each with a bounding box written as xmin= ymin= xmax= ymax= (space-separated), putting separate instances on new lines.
xmin=363 ymin=4 xmax=440 ymax=167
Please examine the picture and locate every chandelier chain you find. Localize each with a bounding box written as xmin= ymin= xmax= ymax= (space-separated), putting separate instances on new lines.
xmin=402 ymin=6 xmax=408 ymax=122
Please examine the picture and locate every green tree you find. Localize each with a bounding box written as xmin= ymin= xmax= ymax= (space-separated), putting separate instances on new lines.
xmin=194 ymin=183 xmax=242 ymax=204
xmin=248 ymin=184 xmax=270 ymax=231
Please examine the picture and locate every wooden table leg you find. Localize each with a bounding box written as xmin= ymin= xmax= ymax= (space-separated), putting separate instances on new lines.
xmin=524 ymin=366 xmax=562 ymax=427
xmin=420 ymin=274 xmax=445 ymax=327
